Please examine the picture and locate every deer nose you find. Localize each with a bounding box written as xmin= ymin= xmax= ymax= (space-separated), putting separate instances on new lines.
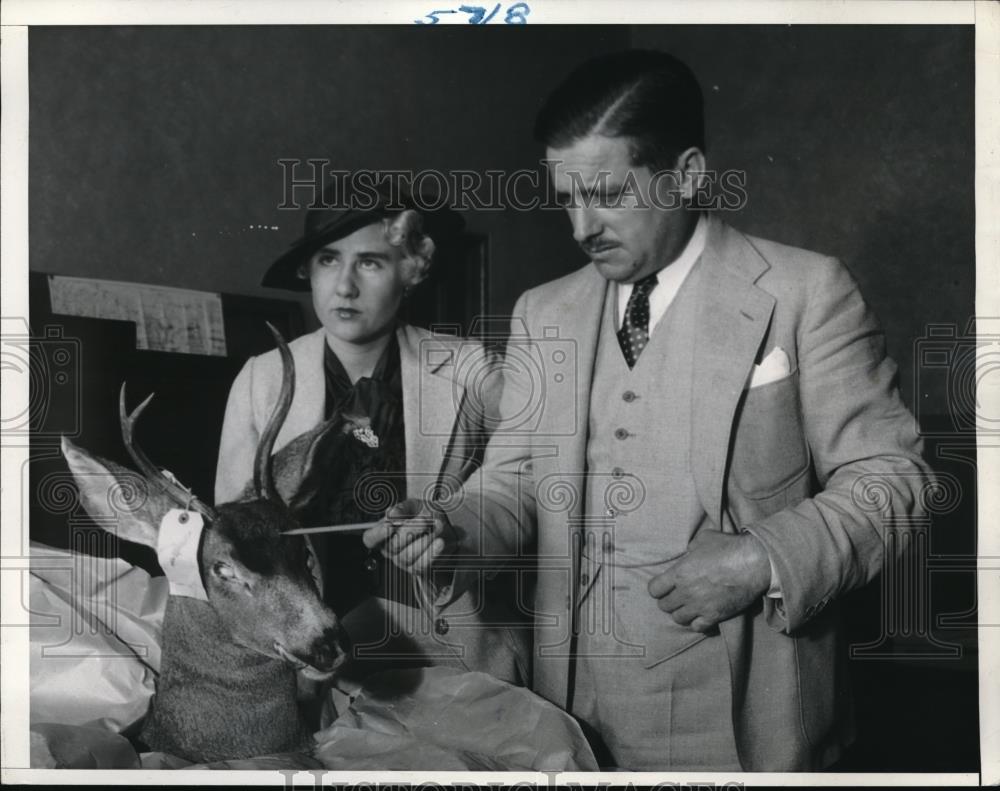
xmin=312 ymin=626 xmax=350 ymax=671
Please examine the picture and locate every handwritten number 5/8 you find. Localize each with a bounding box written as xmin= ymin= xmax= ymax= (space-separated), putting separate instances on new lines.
xmin=415 ymin=2 xmax=530 ymax=24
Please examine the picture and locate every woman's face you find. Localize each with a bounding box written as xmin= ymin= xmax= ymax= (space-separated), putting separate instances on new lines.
xmin=308 ymin=222 xmax=409 ymax=346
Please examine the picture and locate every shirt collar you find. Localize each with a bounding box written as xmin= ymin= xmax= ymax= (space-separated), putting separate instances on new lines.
xmin=616 ymin=213 xmax=709 ymax=325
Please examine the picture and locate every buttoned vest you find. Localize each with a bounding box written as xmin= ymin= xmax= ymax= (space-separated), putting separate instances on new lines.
xmin=576 ymin=258 xmax=739 ymax=769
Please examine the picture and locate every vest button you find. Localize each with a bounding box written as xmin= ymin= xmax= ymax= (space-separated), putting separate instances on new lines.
xmin=622 ymin=390 xmax=637 ymax=403
xmin=434 ymin=617 xmax=450 ymax=635
xmin=614 ymin=427 xmax=629 ymax=440
xmin=611 ymin=467 xmax=625 ymax=479
xmin=580 ymin=572 xmax=589 ymax=586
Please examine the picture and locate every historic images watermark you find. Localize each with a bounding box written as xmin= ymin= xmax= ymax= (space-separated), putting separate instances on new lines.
xmin=276 ymin=771 xmax=747 ymax=790
xmin=276 ymin=160 xmax=749 ymax=213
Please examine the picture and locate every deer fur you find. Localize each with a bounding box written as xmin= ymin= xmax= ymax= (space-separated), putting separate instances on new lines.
xmin=60 ymin=327 xmax=350 ymax=763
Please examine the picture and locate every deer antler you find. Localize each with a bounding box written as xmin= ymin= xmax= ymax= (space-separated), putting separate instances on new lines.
xmin=119 ymin=385 xmax=217 ymax=521
xmin=253 ymin=322 xmax=295 ymax=504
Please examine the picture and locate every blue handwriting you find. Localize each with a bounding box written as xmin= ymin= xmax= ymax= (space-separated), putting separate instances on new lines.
xmin=415 ymin=2 xmax=530 ymax=24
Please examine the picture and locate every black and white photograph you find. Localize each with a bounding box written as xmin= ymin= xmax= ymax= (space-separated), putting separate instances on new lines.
xmin=1 ymin=1 xmax=996 ymax=784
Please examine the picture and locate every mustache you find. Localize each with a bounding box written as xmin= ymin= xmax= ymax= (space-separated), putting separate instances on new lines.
xmin=581 ymin=239 xmax=619 ymax=254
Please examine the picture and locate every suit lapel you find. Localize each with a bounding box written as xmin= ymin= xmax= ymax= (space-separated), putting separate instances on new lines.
xmin=399 ymin=324 xmax=459 ymax=499
xmin=691 ymin=218 xmax=775 ymax=530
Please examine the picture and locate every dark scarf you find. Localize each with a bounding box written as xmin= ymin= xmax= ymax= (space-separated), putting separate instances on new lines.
xmin=311 ymin=333 xmax=411 ymax=615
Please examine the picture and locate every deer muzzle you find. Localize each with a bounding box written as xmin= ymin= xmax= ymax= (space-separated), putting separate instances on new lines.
xmin=274 ymin=625 xmax=351 ymax=681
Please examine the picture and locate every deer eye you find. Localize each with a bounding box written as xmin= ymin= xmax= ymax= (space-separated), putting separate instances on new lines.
xmin=213 ymin=561 xmax=236 ymax=581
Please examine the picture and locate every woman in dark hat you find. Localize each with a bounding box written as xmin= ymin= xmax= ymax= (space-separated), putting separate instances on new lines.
xmin=214 ymin=181 xmax=529 ymax=699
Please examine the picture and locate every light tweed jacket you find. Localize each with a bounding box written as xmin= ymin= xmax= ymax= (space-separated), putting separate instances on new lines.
xmin=452 ymin=215 xmax=933 ymax=769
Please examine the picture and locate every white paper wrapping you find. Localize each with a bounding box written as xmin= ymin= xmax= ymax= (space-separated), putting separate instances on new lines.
xmin=29 ymin=542 xmax=168 ymax=732
xmin=313 ymin=666 xmax=599 ymax=771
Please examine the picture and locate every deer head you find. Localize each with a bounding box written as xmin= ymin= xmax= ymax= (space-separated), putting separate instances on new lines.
xmin=61 ymin=324 xmax=349 ymax=682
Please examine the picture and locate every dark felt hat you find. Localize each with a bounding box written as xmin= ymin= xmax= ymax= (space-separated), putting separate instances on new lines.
xmin=262 ymin=177 xmax=465 ymax=291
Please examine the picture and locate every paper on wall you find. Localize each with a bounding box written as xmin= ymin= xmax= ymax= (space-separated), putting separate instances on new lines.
xmin=48 ymin=275 xmax=227 ymax=356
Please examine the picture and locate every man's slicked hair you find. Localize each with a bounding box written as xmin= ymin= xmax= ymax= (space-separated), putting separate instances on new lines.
xmin=534 ymin=49 xmax=705 ymax=171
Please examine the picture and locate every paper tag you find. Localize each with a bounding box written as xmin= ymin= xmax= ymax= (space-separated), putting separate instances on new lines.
xmin=157 ymin=509 xmax=208 ymax=601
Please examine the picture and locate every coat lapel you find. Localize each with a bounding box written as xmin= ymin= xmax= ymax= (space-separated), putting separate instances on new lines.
xmin=691 ymin=218 xmax=776 ymax=530
xmin=398 ymin=324 xmax=459 ymax=500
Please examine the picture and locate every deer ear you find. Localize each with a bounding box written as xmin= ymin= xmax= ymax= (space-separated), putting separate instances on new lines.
xmin=271 ymin=417 xmax=350 ymax=513
xmin=60 ymin=436 xmax=175 ymax=550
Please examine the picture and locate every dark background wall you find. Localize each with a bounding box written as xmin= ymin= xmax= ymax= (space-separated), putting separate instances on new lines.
xmin=27 ymin=25 xmax=977 ymax=772
xmin=629 ymin=25 xmax=975 ymax=425
xmin=28 ymin=25 xmax=630 ymax=335
xmin=29 ymin=25 xmax=975 ymax=419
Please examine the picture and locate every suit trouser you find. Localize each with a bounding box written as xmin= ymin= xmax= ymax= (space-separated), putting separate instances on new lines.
xmin=569 ymin=561 xmax=742 ymax=771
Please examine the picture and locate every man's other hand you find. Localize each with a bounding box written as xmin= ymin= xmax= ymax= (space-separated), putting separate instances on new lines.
xmin=362 ymin=498 xmax=455 ymax=574
xmin=647 ymin=530 xmax=772 ymax=633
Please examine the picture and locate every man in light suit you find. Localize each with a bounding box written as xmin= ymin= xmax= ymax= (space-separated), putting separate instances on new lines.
xmin=367 ymin=50 xmax=932 ymax=770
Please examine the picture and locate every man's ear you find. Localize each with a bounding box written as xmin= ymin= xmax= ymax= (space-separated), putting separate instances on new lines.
xmin=674 ymin=146 xmax=708 ymax=201
xmin=60 ymin=436 xmax=175 ymax=550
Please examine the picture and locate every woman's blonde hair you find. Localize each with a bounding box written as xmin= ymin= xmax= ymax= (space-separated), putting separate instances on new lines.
xmin=384 ymin=209 xmax=435 ymax=287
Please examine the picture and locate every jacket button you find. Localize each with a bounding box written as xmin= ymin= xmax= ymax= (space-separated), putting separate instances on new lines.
xmin=622 ymin=391 xmax=637 ymax=403
xmin=434 ymin=617 xmax=449 ymax=635
xmin=614 ymin=428 xmax=629 ymax=440
xmin=580 ymin=572 xmax=589 ymax=586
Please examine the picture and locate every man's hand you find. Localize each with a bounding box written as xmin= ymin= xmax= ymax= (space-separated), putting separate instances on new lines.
xmin=647 ymin=530 xmax=772 ymax=633
xmin=362 ymin=499 xmax=456 ymax=574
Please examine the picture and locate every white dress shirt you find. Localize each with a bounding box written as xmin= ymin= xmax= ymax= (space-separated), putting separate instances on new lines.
xmin=616 ymin=213 xmax=709 ymax=332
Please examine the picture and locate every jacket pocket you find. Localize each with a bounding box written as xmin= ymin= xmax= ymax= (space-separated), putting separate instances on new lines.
xmin=615 ymin=579 xmax=714 ymax=670
xmin=730 ymin=372 xmax=811 ymax=499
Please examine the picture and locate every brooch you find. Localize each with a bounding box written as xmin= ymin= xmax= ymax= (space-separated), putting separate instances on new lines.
xmin=352 ymin=425 xmax=380 ymax=448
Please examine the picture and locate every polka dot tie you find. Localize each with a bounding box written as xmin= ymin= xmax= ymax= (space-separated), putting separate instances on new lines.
xmin=616 ymin=273 xmax=659 ymax=368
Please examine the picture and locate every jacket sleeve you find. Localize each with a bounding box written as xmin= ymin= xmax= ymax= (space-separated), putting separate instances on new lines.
xmin=437 ymin=341 xmax=504 ymax=489
xmin=213 ymin=357 xmax=260 ymax=505
xmin=744 ymin=258 xmax=934 ymax=633
xmin=446 ymin=292 xmax=540 ymax=599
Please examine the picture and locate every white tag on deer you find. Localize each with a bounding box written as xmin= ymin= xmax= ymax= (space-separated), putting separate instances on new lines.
xmin=157 ymin=509 xmax=208 ymax=601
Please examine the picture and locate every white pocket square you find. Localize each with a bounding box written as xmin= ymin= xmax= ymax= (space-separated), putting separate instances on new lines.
xmin=748 ymin=346 xmax=791 ymax=389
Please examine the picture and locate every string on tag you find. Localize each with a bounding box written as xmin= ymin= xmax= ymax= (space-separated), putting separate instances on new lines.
xmin=162 ymin=468 xmax=197 ymax=517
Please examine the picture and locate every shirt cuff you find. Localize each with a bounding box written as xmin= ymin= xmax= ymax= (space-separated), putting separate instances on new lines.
xmin=766 ymin=553 xmax=782 ymax=599
xmin=743 ymin=527 xmax=782 ymax=599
